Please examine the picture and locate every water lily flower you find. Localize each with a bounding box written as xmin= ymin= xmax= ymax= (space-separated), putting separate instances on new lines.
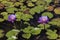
xmin=8 ymin=14 xmax=16 ymax=23
xmin=38 ymin=16 xmax=49 ymax=24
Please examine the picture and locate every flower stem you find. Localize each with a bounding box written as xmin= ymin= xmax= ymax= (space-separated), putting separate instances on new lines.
xmin=44 ymin=24 xmax=45 ymax=30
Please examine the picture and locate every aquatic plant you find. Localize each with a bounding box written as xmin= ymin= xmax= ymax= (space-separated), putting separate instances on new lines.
xmin=22 ymin=26 xmax=41 ymax=39
xmin=6 ymin=29 xmax=20 ymax=40
xmin=42 ymin=12 xmax=53 ymax=18
xmin=46 ymin=30 xmax=58 ymax=39
xmin=38 ymin=16 xmax=49 ymax=24
xmin=49 ymin=18 xmax=60 ymax=27
xmin=0 ymin=0 xmax=60 ymax=40
xmin=8 ymin=14 xmax=16 ymax=23
xmin=54 ymin=7 xmax=60 ymax=14
xmin=0 ymin=30 xmax=4 ymax=38
xmin=38 ymin=24 xmax=50 ymax=29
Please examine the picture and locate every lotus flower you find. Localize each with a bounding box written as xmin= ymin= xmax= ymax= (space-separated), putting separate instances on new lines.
xmin=8 ymin=14 xmax=16 ymax=23
xmin=38 ymin=16 xmax=49 ymax=24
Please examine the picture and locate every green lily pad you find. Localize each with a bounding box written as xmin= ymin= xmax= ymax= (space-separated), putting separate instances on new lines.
xmin=36 ymin=0 xmax=46 ymax=5
xmin=54 ymin=7 xmax=60 ymax=14
xmin=4 ymin=15 xmax=8 ymax=20
xmin=46 ymin=29 xmax=58 ymax=39
xmin=31 ymin=0 xmax=37 ymax=2
xmin=49 ymin=18 xmax=60 ymax=27
xmin=7 ymin=36 xmax=17 ymax=40
xmin=22 ymin=14 xmax=33 ymax=21
xmin=14 ymin=2 xmax=20 ymax=6
xmin=23 ymin=26 xmax=34 ymax=33
xmin=45 ymin=0 xmax=52 ymax=3
xmin=38 ymin=24 xmax=50 ymax=29
xmin=31 ymin=28 xmax=41 ymax=35
xmin=42 ymin=12 xmax=53 ymax=18
xmin=29 ymin=8 xmax=35 ymax=15
xmin=6 ymin=29 xmax=20 ymax=38
xmin=0 ymin=29 xmax=4 ymax=38
xmin=1 ymin=12 xmax=8 ymax=16
xmin=27 ymin=2 xmax=35 ymax=7
xmin=6 ymin=7 xmax=18 ymax=13
xmin=29 ymin=5 xmax=45 ymax=15
xmin=15 ymin=12 xmax=23 ymax=21
xmin=22 ymin=33 xmax=31 ymax=39
xmin=0 ymin=18 xmax=4 ymax=22
xmin=1 ymin=1 xmax=14 ymax=7
xmin=38 ymin=24 xmax=44 ymax=29
xmin=45 ymin=24 xmax=50 ymax=29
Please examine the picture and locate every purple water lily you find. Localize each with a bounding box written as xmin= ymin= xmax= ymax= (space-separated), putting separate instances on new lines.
xmin=38 ymin=16 xmax=49 ymax=24
xmin=8 ymin=14 xmax=16 ymax=23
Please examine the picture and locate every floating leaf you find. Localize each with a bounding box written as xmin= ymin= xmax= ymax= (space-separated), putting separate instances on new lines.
xmin=6 ymin=7 xmax=18 ymax=13
xmin=34 ymin=5 xmax=45 ymax=13
xmin=46 ymin=29 xmax=58 ymax=39
xmin=7 ymin=36 xmax=17 ymax=40
xmin=0 ymin=3 xmax=4 ymax=9
xmin=31 ymin=0 xmax=37 ymax=2
xmin=23 ymin=26 xmax=34 ymax=33
xmin=24 ymin=22 xmax=30 ymax=25
xmin=54 ymin=7 xmax=60 ymax=14
xmin=54 ymin=0 xmax=60 ymax=3
xmin=0 ymin=18 xmax=4 ymax=22
xmin=49 ymin=18 xmax=60 ymax=27
xmin=6 ymin=29 xmax=20 ymax=38
xmin=31 ymin=28 xmax=41 ymax=35
xmin=36 ymin=0 xmax=46 ymax=5
xmin=38 ymin=24 xmax=50 ymax=29
xmin=44 ymin=0 xmax=52 ymax=3
xmin=1 ymin=1 xmax=14 ymax=7
xmin=4 ymin=15 xmax=8 ymax=20
xmin=47 ymin=6 xmax=54 ymax=11
xmin=1 ymin=12 xmax=8 ymax=16
xmin=29 ymin=5 xmax=45 ymax=15
xmin=29 ymin=8 xmax=35 ymax=15
xmin=45 ymin=24 xmax=50 ymax=29
xmin=20 ymin=6 xmax=27 ymax=12
xmin=15 ymin=12 xmax=23 ymax=21
xmin=14 ymin=2 xmax=23 ymax=7
xmin=22 ymin=33 xmax=31 ymax=39
xmin=19 ymin=0 xmax=25 ymax=2
xmin=27 ymin=2 xmax=35 ymax=7
xmin=42 ymin=12 xmax=53 ymax=18
xmin=38 ymin=24 xmax=44 ymax=29
xmin=22 ymin=14 xmax=33 ymax=21
xmin=0 ymin=29 xmax=4 ymax=38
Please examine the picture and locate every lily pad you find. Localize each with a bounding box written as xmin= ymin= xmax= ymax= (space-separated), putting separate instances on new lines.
xmin=1 ymin=12 xmax=8 ymax=16
xmin=46 ymin=29 xmax=58 ymax=39
xmin=7 ymin=36 xmax=17 ymax=40
xmin=22 ymin=14 xmax=33 ymax=21
xmin=23 ymin=26 xmax=34 ymax=33
xmin=54 ymin=7 xmax=60 ymax=14
xmin=6 ymin=29 xmax=20 ymax=38
xmin=31 ymin=28 xmax=41 ymax=35
xmin=0 ymin=29 xmax=4 ymax=38
xmin=42 ymin=12 xmax=53 ymax=18
xmin=27 ymin=2 xmax=35 ymax=7
xmin=0 ymin=18 xmax=4 ymax=22
xmin=49 ymin=18 xmax=60 ymax=27
xmin=38 ymin=24 xmax=50 ymax=29
xmin=22 ymin=33 xmax=31 ymax=39
xmin=6 ymin=7 xmax=18 ymax=13
xmin=38 ymin=24 xmax=44 ymax=29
